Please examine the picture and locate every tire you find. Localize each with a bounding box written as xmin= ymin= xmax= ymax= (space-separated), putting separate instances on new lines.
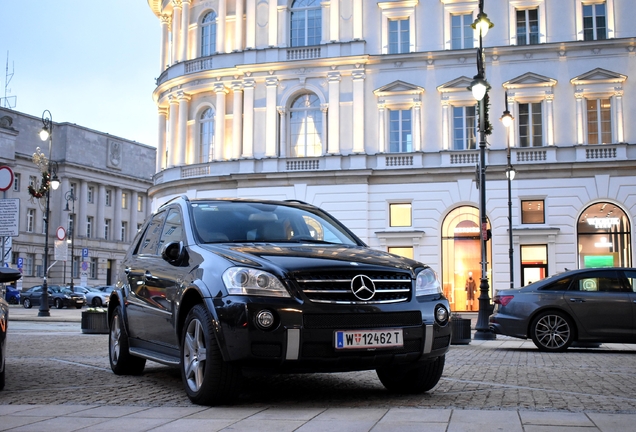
xmin=180 ymin=304 xmax=242 ymax=406
xmin=530 ymin=311 xmax=575 ymax=352
xmin=54 ymin=298 xmax=63 ymax=309
xmin=75 ymin=305 xmax=83 ymax=309
xmin=377 ymin=355 xmax=445 ymax=394
xmin=109 ymin=306 xmax=146 ymax=375
xmin=92 ymin=297 xmax=102 ymax=307
xmin=23 ymin=298 xmax=32 ymax=309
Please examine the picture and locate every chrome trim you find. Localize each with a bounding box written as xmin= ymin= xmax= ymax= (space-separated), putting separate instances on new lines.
xmin=302 ymin=288 xmax=410 ymax=294
xmin=286 ymin=328 xmax=300 ymax=360
xmin=308 ymin=298 xmax=407 ymax=305
xmin=423 ymin=324 xmax=434 ymax=354
xmin=297 ymin=279 xmax=409 ymax=283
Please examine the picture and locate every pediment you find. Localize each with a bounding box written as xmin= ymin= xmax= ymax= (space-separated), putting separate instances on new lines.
xmin=436 ymin=76 xmax=473 ymax=93
xmin=571 ymin=68 xmax=627 ymax=85
xmin=374 ymin=80 xmax=424 ymax=96
xmin=503 ymin=72 xmax=557 ymax=88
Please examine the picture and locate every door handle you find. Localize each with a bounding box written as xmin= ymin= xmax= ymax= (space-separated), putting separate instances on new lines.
xmin=569 ymin=298 xmax=585 ymax=303
xmin=144 ymin=271 xmax=155 ymax=280
xmin=124 ymin=267 xmax=131 ymax=275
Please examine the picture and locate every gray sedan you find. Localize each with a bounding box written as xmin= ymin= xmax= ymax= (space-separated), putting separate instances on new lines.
xmin=489 ymin=268 xmax=636 ymax=352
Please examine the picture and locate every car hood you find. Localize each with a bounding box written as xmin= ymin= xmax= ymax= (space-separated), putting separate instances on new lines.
xmin=201 ymin=243 xmax=423 ymax=275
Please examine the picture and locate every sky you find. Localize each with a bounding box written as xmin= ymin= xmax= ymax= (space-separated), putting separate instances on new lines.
xmin=0 ymin=1 xmax=160 ymax=147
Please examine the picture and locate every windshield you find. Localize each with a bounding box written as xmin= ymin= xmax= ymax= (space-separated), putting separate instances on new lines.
xmin=191 ymin=201 xmax=360 ymax=246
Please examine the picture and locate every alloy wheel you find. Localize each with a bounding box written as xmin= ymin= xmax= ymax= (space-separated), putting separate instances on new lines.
xmin=110 ymin=314 xmax=122 ymax=365
xmin=534 ymin=314 xmax=571 ymax=350
xmin=183 ymin=318 xmax=207 ymax=393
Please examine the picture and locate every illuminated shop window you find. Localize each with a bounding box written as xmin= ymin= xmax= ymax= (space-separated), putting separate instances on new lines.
xmin=578 ymin=202 xmax=631 ymax=268
xmin=521 ymin=244 xmax=547 ymax=286
xmin=521 ymin=200 xmax=545 ymax=224
xmin=389 ymin=203 xmax=412 ymax=227
xmin=388 ymin=247 xmax=413 ymax=259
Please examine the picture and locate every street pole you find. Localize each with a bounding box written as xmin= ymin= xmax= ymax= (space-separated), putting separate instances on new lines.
xmin=501 ymin=92 xmax=515 ymax=289
xmin=65 ymin=190 xmax=76 ymax=291
xmin=38 ymin=111 xmax=54 ymax=317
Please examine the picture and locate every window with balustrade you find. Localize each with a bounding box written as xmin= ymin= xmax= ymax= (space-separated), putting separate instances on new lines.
xmin=290 ymin=0 xmax=321 ymax=47
xmin=289 ymin=93 xmax=323 ymax=157
xmin=201 ymin=11 xmax=217 ymax=56
xmin=199 ymin=108 xmax=215 ymax=162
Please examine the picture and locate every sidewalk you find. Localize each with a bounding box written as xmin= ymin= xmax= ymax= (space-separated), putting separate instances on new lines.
xmin=6 ymin=304 xmax=82 ymax=322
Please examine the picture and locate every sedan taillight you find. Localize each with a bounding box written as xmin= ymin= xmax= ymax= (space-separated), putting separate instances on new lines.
xmin=494 ymin=295 xmax=514 ymax=307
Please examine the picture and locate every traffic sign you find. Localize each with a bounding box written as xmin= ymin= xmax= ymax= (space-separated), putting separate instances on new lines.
xmin=0 ymin=166 xmax=13 ymax=191
xmin=56 ymin=226 xmax=66 ymax=241
xmin=0 ymin=198 xmax=20 ymax=237
xmin=82 ymin=248 xmax=89 ymax=258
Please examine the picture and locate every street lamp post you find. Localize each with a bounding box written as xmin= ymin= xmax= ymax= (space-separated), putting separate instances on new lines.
xmin=64 ymin=190 xmax=76 ymax=291
xmin=469 ymin=0 xmax=496 ymax=340
xmin=36 ymin=110 xmax=60 ymax=317
xmin=501 ymin=92 xmax=515 ymax=289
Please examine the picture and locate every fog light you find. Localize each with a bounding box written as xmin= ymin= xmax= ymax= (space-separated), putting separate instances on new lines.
xmin=435 ymin=306 xmax=449 ymax=325
xmin=255 ymin=310 xmax=275 ymax=330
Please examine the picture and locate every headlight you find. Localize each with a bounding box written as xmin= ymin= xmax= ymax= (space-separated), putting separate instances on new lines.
xmin=222 ymin=267 xmax=290 ymax=298
xmin=415 ymin=268 xmax=442 ymax=296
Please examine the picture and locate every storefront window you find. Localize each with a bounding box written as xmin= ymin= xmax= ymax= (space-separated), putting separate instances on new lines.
xmin=578 ymin=202 xmax=632 ymax=268
xmin=521 ymin=245 xmax=547 ymax=286
xmin=388 ymin=246 xmax=413 ymax=259
xmin=442 ymin=206 xmax=491 ymax=312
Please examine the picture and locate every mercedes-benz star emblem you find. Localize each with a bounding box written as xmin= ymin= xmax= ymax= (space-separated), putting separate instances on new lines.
xmin=351 ymin=275 xmax=376 ymax=301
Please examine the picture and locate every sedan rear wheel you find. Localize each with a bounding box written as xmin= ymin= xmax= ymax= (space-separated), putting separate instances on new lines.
xmin=54 ymin=298 xmax=63 ymax=309
xmin=92 ymin=297 xmax=103 ymax=307
xmin=109 ymin=306 xmax=146 ymax=375
xmin=23 ymin=298 xmax=32 ymax=309
xmin=530 ymin=311 xmax=575 ymax=352
xmin=377 ymin=355 xmax=445 ymax=394
xmin=180 ymin=304 xmax=242 ymax=405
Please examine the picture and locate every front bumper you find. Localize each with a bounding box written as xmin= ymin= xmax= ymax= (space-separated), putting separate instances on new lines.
xmin=211 ymin=296 xmax=451 ymax=372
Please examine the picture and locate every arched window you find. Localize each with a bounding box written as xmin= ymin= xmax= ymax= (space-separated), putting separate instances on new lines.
xmin=289 ymin=93 xmax=323 ymax=157
xmin=290 ymin=0 xmax=321 ymax=47
xmin=199 ymin=108 xmax=214 ymax=163
xmin=201 ymin=11 xmax=217 ymax=57
xmin=578 ymin=202 xmax=632 ymax=268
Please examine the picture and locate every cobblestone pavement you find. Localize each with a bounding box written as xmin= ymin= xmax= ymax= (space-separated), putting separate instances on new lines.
xmin=2 ymin=311 xmax=636 ymax=414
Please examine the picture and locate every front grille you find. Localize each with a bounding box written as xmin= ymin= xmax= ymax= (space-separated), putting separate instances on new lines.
xmin=303 ymin=311 xmax=422 ymax=329
xmin=294 ymin=270 xmax=412 ymax=304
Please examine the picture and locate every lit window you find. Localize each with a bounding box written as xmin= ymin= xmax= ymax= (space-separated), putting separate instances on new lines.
xmin=521 ymin=200 xmax=545 ymax=224
xmin=451 ymin=13 xmax=473 ymax=49
xmin=586 ymin=98 xmax=612 ymax=144
xmin=453 ymin=106 xmax=477 ymax=150
xmin=199 ymin=108 xmax=214 ymax=163
xmin=516 ymin=8 xmax=539 ymax=45
xmin=138 ymin=196 xmax=143 ymax=212
xmin=122 ymin=193 xmax=128 ymax=209
xmin=290 ymin=0 xmax=321 ymax=47
xmin=389 ymin=203 xmax=412 ymax=227
xmin=201 ymin=11 xmax=217 ymax=56
xmin=518 ymin=103 xmax=543 ymax=147
xmin=289 ymin=93 xmax=323 ymax=157
xmin=583 ymin=2 xmax=606 ymax=41
xmin=388 ymin=247 xmax=414 ymax=259
xmin=388 ymin=109 xmax=412 ymax=153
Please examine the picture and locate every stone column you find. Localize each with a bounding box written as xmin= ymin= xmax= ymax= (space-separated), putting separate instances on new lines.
xmin=413 ymin=100 xmax=422 ymax=152
xmin=97 ymin=185 xmax=105 ymax=240
xmin=232 ymin=81 xmax=244 ymax=159
xmin=113 ymin=188 xmax=122 ymax=242
xmin=614 ymin=89 xmax=624 ymax=143
xmin=268 ymin=0 xmax=277 ymax=47
xmin=330 ymin=0 xmax=339 ymax=42
xmin=242 ymin=78 xmax=255 ymax=157
xmin=378 ymin=102 xmax=386 ymax=153
xmin=214 ymin=82 xmax=228 ymax=160
xmin=171 ymin=0 xmax=182 ymax=64
xmin=160 ymin=14 xmax=171 ymax=70
xmin=217 ymin=0 xmax=226 ymax=53
xmin=235 ymin=0 xmax=244 ymax=51
xmin=353 ymin=0 xmax=362 ymax=40
xmin=168 ymin=94 xmax=179 ymax=166
xmin=157 ymin=108 xmax=168 ymax=172
xmin=545 ymin=93 xmax=554 ymax=146
xmin=352 ymin=68 xmax=365 ymax=153
xmin=265 ymin=76 xmax=278 ymax=157
xmin=130 ymin=190 xmax=138 ymax=241
xmin=575 ymin=91 xmax=584 ymax=145
xmin=180 ymin=0 xmax=191 ymax=61
xmin=245 ymin=0 xmax=256 ymax=49
xmin=321 ymin=104 xmax=328 ymax=154
xmin=327 ymin=71 xmax=341 ymax=154
xmin=277 ymin=106 xmax=286 ymax=158
xmin=321 ymin=2 xmax=330 ymax=44
xmin=441 ymin=97 xmax=449 ymax=150
xmin=177 ymin=91 xmax=190 ymax=166
xmin=78 ymin=180 xmax=88 ymax=238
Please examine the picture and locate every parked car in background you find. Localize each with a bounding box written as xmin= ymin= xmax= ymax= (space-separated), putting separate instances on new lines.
xmin=4 ymin=285 xmax=20 ymax=305
xmin=21 ymin=285 xmax=85 ymax=309
xmin=108 ymin=197 xmax=451 ymax=406
xmin=490 ymin=267 xmax=636 ymax=352
xmin=1 ymin=268 xmax=22 ymax=391
xmin=70 ymin=286 xmax=109 ymax=307
xmin=94 ymin=285 xmax=115 ymax=295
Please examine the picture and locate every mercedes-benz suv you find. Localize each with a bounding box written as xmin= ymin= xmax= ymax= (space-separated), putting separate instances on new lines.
xmin=108 ymin=197 xmax=451 ymax=405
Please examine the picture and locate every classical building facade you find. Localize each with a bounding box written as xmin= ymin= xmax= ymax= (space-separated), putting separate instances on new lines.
xmin=147 ymin=0 xmax=635 ymax=312
xmin=0 ymin=108 xmax=156 ymax=289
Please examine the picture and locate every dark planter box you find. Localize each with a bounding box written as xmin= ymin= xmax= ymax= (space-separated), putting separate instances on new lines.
xmin=81 ymin=312 xmax=108 ymax=334
xmin=451 ymin=317 xmax=472 ymax=345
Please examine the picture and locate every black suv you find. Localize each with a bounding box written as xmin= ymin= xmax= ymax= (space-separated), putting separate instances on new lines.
xmin=108 ymin=197 xmax=451 ymax=405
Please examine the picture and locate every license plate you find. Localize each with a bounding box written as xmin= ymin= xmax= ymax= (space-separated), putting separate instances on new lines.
xmin=335 ymin=329 xmax=403 ymax=350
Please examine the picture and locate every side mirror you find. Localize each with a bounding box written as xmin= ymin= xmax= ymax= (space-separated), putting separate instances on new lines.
xmin=161 ymin=241 xmax=187 ymax=266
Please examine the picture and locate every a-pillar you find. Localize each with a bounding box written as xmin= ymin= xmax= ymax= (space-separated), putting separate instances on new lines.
xmin=180 ymin=0 xmax=191 ymax=61
xmin=242 ymin=78 xmax=255 ymax=157
xmin=113 ymin=188 xmax=122 ymax=242
xmin=171 ymin=0 xmax=182 ymax=64
xmin=327 ymin=71 xmax=340 ymax=154
xmin=157 ymin=108 xmax=168 ymax=172
xmin=214 ymin=82 xmax=228 ymax=160
xmin=268 ymin=0 xmax=277 ymax=47
xmin=232 ymin=81 xmax=243 ymax=159
xmin=168 ymin=94 xmax=179 ymax=166
xmin=96 ymin=185 xmax=105 ymax=240
xmin=177 ymin=91 xmax=190 ymax=166
xmin=217 ymin=0 xmax=226 ymax=53
xmin=352 ymin=69 xmax=365 ymax=153
xmin=78 ymin=180 xmax=88 ymax=239
xmin=265 ymin=76 xmax=278 ymax=157
xmin=160 ymin=14 xmax=171 ymax=70
xmin=245 ymin=0 xmax=256 ymax=49
xmin=330 ymin=0 xmax=339 ymax=42
xmin=235 ymin=0 xmax=244 ymax=51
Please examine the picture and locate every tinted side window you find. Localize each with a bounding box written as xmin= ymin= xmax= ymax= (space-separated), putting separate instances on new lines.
xmin=138 ymin=211 xmax=167 ymax=255
xmin=572 ymin=270 xmax=625 ymax=292
xmin=541 ymin=277 xmax=572 ymax=291
xmin=158 ymin=209 xmax=184 ymax=251
xmin=622 ymin=270 xmax=636 ymax=292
